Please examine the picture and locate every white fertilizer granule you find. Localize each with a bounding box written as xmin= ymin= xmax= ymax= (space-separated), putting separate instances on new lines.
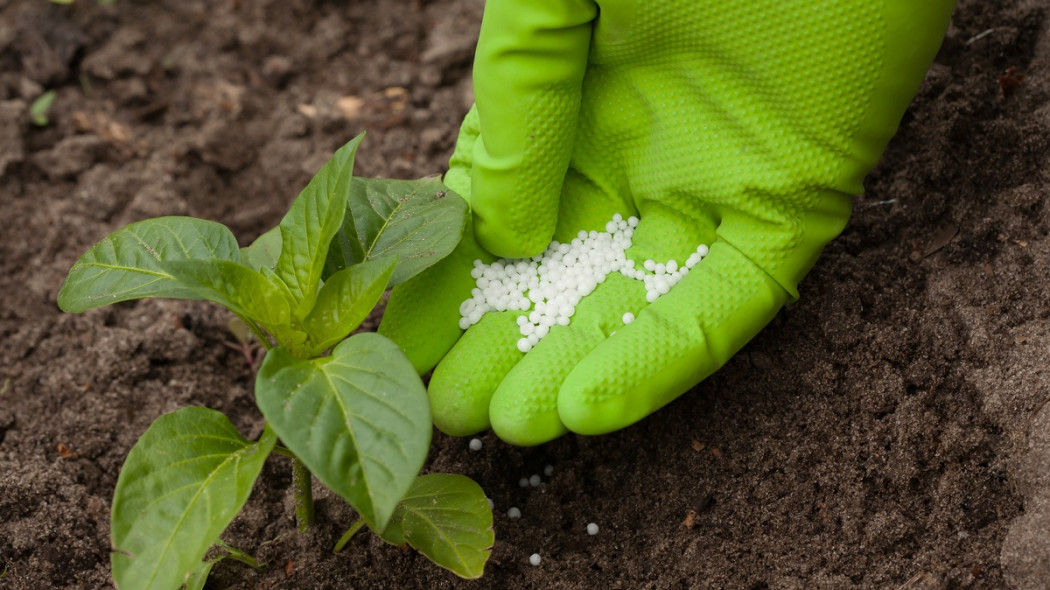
xmin=459 ymin=214 xmax=708 ymax=352
xmin=529 ymin=553 xmax=542 ymax=566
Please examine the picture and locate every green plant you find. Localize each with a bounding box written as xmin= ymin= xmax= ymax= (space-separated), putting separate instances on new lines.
xmin=58 ymin=134 xmax=492 ymax=588
xmin=29 ymin=90 xmax=56 ymax=126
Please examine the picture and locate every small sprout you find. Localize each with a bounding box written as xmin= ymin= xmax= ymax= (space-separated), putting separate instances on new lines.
xmin=507 ymin=507 xmax=521 ymax=519
xmin=586 ymin=522 xmax=599 ymax=536
xmin=215 ymin=539 xmax=265 ymax=572
xmin=529 ymin=553 xmax=542 ymax=566
xmin=227 ymin=317 xmax=252 ymax=344
xmin=30 ymin=90 xmax=57 ymax=127
xmin=468 ymin=438 xmax=482 ymax=451
xmin=529 ymin=474 xmax=541 ymax=487
xmin=56 ymin=135 xmax=491 ymax=583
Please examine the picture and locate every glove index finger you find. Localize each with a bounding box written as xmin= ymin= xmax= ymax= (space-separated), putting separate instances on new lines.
xmin=471 ymin=0 xmax=598 ymax=259
xmin=444 ymin=105 xmax=480 ymax=202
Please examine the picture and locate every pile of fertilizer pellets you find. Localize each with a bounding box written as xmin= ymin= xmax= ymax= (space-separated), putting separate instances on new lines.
xmin=458 ymin=214 xmax=709 ymax=353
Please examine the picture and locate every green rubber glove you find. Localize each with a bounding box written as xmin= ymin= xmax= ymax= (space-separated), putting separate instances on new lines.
xmin=380 ymin=0 xmax=955 ymax=445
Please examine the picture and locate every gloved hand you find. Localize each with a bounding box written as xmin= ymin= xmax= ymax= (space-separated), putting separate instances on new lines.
xmin=380 ymin=0 xmax=955 ymax=445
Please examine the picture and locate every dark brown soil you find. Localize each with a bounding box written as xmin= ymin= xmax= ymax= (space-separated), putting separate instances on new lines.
xmin=2 ymin=0 xmax=1049 ymax=588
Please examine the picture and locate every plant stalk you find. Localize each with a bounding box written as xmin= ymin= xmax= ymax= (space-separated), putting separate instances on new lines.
xmin=216 ymin=539 xmax=265 ymax=571
xmin=243 ymin=318 xmax=273 ymax=351
xmin=292 ymin=457 xmax=315 ymax=532
xmin=333 ymin=519 xmax=367 ymax=553
xmin=272 ymin=444 xmax=297 ymax=459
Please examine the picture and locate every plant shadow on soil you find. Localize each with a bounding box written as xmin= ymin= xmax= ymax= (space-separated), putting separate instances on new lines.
xmin=1 ymin=0 xmax=1049 ymax=588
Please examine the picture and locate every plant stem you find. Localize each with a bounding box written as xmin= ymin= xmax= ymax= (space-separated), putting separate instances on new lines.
xmin=272 ymin=444 xmax=297 ymax=459
xmin=333 ymin=519 xmax=367 ymax=553
xmin=244 ymin=319 xmax=273 ymax=350
xmin=292 ymin=457 xmax=314 ymax=532
xmin=216 ymin=540 xmax=265 ymax=571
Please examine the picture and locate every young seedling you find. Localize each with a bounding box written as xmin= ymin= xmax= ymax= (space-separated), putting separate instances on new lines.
xmin=58 ymin=134 xmax=494 ymax=588
xmin=224 ymin=318 xmax=264 ymax=373
xmin=29 ymin=90 xmax=56 ymax=127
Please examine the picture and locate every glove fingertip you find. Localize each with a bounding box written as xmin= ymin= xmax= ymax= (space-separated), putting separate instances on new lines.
xmin=474 ymin=212 xmax=556 ymax=259
xmin=489 ymin=386 xmax=567 ymax=446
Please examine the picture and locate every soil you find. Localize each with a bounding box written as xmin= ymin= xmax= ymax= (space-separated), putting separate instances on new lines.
xmin=1 ymin=0 xmax=1049 ymax=588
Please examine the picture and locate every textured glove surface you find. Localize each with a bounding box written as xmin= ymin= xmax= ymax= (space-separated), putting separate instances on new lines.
xmin=381 ymin=0 xmax=955 ymax=445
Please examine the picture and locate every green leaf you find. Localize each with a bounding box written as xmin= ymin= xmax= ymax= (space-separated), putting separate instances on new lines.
xmin=377 ymin=474 xmax=494 ymax=579
xmin=160 ymin=259 xmax=306 ymax=348
xmin=181 ymin=558 xmax=218 ymax=590
xmin=240 ymin=226 xmax=282 ymax=271
xmin=275 ymin=134 xmax=363 ymax=317
xmin=300 ymin=256 xmax=397 ymax=357
xmin=30 ymin=90 xmax=57 ymax=126
xmin=58 ymin=217 xmax=241 ymax=313
xmin=255 ymin=332 xmax=430 ymax=530
xmin=161 ymin=260 xmax=287 ymax=325
xmin=111 ymin=408 xmax=276 ymax=590
xmin=325 ymin=176 xmax=467 ymax=286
